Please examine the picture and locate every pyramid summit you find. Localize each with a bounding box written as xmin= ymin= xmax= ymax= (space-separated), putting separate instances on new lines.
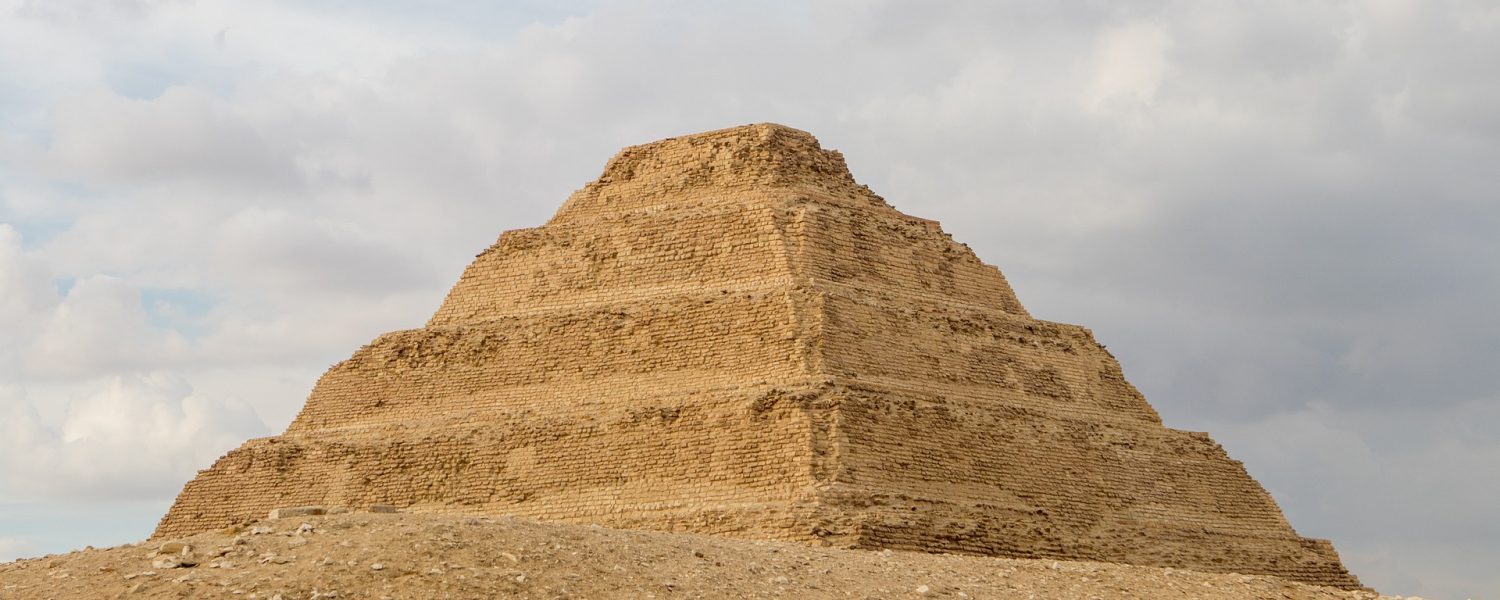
xmin=157 ymin=124 xmax=1360 ymax=589
xmin=550 ymin=123 xmax=876 ymax=223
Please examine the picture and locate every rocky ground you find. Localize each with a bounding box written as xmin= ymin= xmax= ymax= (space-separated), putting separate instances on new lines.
xmin=1 ymin=511 xmax=1405 ymax=600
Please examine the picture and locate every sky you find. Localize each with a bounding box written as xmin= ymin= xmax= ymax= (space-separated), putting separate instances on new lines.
xmin=0 ymin=1 xmax=1496 ymax=597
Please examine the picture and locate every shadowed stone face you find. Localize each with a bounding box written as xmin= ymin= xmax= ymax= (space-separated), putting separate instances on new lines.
xmin=155 ymin=123 xmax=1360 ymax=589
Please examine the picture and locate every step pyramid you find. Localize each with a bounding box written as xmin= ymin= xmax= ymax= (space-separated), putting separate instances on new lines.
xmin=156 ymin=124 xmax=1360 ymax=588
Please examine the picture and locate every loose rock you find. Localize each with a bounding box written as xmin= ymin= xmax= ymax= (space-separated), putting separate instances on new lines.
xmin=269 ymin=507 xmax=326 ymax=520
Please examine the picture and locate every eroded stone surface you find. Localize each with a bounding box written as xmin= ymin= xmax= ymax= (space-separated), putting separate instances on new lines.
xmin=268 ymin=507 xmax=327 ymax=520
xmin=153 ymin=123 xmax=1361 ymax=589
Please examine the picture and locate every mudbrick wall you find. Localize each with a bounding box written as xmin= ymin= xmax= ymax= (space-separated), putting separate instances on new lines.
xmin=155 ymin=124 xmax=1361 ymax=589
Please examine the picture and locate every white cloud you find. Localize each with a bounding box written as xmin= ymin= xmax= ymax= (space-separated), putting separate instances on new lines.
xmin=0 ymin=374 xmax=267 ymax=502
xmin=1086 ymin=22 xmax=1170 ymax=111
xmin=26 ymin=275 xmax=189 ymax=375
xmin=13 ymin=0 xmax=190 ymax=23
xmin=0 ymin=224 xmax=57 ymax=339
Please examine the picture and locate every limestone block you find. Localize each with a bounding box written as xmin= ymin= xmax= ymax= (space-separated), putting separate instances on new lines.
xmin=268 ymin=506 xmax=327 ymax=520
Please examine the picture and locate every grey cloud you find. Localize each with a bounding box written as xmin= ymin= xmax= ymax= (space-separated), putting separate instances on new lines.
xmin=213 ymin=207 xmax=440 ymax=296
xmin=15 ymin=0 xmax=190 ymax=22
xmin=41 ymin=87 xmax=303 ymax=190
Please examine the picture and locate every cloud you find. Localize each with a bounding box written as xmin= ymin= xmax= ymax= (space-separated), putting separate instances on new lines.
xmin=0 ymin=224 xmax=57 ymax=339
xmin=0 ymin=374 xmax=267 ymax=502
xmin=213 ymin=206 xmax=438 ymax=295
xmin=26 ymin=275 xmax=190 ymax=376
xmin=40 ymin=87 xmax=302 ymax=189
xmin=13 ymin=0 xmax=190 ymax=23
xmin=1086 ymin=22 xmax=1170 ymax=111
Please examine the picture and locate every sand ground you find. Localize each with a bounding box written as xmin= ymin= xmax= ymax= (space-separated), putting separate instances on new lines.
xmin=0 ymin=511 xmax=1404 ymax=600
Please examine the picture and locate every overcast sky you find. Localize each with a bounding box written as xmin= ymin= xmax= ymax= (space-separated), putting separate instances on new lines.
xmin=1 ymin=1 xmax=1496 ymax=597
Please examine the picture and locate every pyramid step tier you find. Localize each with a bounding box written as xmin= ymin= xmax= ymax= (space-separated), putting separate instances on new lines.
xmin=431 ymin=195 xmax=1026 ymax=327
xmin=291 ymin=287 xmax=1151 ymax=435
xmin=158 ymin=382 xmax=1356 ymax=589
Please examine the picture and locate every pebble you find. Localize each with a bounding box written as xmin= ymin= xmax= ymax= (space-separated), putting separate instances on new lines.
xmin=151 ymin=555 xmax=198 ymax=569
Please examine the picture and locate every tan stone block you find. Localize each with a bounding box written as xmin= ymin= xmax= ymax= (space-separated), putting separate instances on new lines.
xmin=268 ymin=506 xmax=326 ymax=520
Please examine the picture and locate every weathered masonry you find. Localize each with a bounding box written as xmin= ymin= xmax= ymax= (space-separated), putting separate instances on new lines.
xmin=156 ymin=124 xmax=1361 ymax=589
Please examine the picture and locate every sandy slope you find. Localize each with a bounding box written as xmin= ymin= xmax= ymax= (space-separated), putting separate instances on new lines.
xmin=1 ymin=511 xmax=1396 ymax=600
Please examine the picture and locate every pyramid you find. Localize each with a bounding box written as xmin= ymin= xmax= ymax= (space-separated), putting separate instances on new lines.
xmin=156 ymin=124 xmax=1360 ymax=588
